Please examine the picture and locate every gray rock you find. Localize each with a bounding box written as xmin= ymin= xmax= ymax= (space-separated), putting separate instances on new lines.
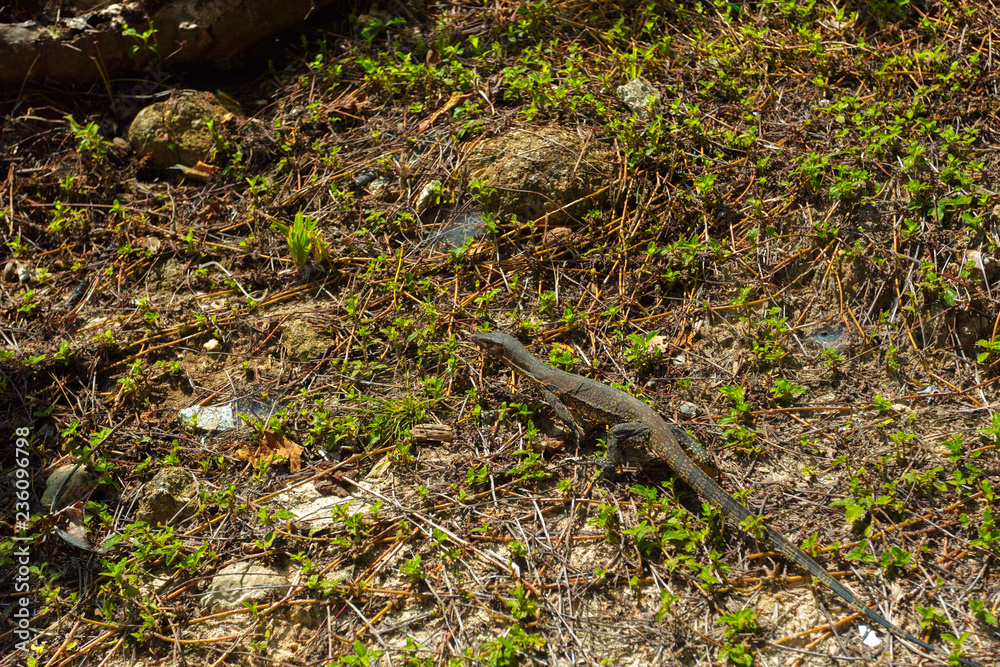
xmin=203 ymin=562 xmax=289 ymax=611
xmin=467 ymin=126 xmax=613 ymax=223
xmin=179 ymin=404 xmax=236 ymax=432
xmin=41 ymin=464 xmax=92 ymax=510
xmin=128 ymin=90 xmax=241 ymax=170
xmin=136 ymin=467 xmax=198 ymax=525
xmin=280 ymin=319 xmax=332 ymax=361
xmin=616 ymin=77 xmax=661 ymax=117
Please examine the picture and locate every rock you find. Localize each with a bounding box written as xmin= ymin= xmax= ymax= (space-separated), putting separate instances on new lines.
xmin=414 ymin=180 xmax=441 ymax=214
xmin=812 ymin=324 xmax=851 ymax=353
xmin=467 ymin=126 xmax=614 ymax=223
xmin=616 ymin=77 xmax=661 ymax=117
xmin=964 ymin=249 xmax=997 ymax=278
xmin=203 ymin=562 xmax=289 ymax=611
xmin=269 ymin=481 xmax=370 ymax=535
xmin=410 ymin=424 xmax=454 ymax=443
xmin=3 ymin=260 xmax=19 ymax=282
xmin=179 ymin=404 xmax=236 ymax=432
xmin=41 ymin=464 xmax=92 ymax=510
xmin=650 ymin=335 xmax=670 ymax=354
xmin=128 ymin=90 xmax=240 ymax=170
xmin=16 ymin=265 xmax=35 ymax=283
xmin=135 ymin=467 xmax=199 ymax=525
xmin=280 ymin=319 xmax=331 ymax=361
xmin=541 ymin=226 xmax=573 ymax=248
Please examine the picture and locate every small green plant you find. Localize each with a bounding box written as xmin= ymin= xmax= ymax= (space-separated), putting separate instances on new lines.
xmin=121 ymin=21 xmax=159 ymax=61
xmin=655 ymin=590 xmax=680 ymax=622
xmin=479 ymin=625 xmax=545 ymax=667
xmin=5 ymin=234 xmax=27 ymax=257
xmin=538 ymin=290 xmax=558 ymax=316
xmin=976 ymin=413 xmax=1000 ymax=443
xmin=717 ymin=385 xmax=759 ymax=453
xmin=64 ymin=116 xmax=109 ymax=160
xmin=968 ymin=599 xmax=997 ymax=626
xmin=401 ymin=637 xmax=434 ymax=667
xmin=625 ymin=330 xmax=661 ymax=368
xmin=400 ymin=555 xmax=424 ymax=583
xmin=17 ymin=290 xmax=38 ymax=317
xmin=548 ymin=344 xmax=576 ymax=371
xmin=976 ymin=337 xmax=1000 ymax=363
xmin=272 ymin=210 xmax=330 ymax=268
xmin=587 ymin=503 xmax=620 ymax=544
xmin=821 ymin=348 xmax=846 ymax=368
xmin=509 ymin=446 xmax=550 ymax=481
xmin=717 ymin=607 xmax=758 ymax=666
xmin=769 ymin=378 xmax=805 ymax=403
xmin=54 ymin=341 xmax=75 ymax=363
xmin=338 ymin=639 xmax=384 ymax=667
xmin=503 ymin=584 xmax=538 ymax=620
xmin=916 ymin=605 xmax=947 ymax=630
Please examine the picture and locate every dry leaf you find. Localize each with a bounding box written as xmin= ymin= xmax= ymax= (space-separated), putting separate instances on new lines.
xmin=192 ymin=161 xmax=221 ymax=176
xmin=136 ymin=236 xmax=162 ymax=253
xmin=234 ymin=430 xmax=303 ymax=471
xmin=54 ymin=502 xmax=91 ymax=551
xmin=417 ymin=92 xmax=471 ymax=133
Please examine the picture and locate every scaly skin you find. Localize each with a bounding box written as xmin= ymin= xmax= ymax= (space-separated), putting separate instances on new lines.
xmin=472 ymin=331 xmax=980 ymax=667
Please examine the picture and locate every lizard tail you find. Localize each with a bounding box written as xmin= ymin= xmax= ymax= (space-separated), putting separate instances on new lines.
xmin=681 ymin=465 xmax=980 ymax=666
xmin=762 ymin=527 xmax=981 ymax=667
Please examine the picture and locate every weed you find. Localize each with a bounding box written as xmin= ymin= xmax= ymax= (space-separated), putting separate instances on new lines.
xmin=338 ymin=640 xmax=384 ymax=667
xmin=272 ymin=210 xmax=330 ymax=268
xmin=121 ymin=21 xmax=159 ymax=60
xmin=769 ymin=378 xmax=805 ymax=403
xmin=64 ymin=116 xmax=109 ymax=161
xmin=624 ymin=330 xmax=661 ymax=368
xmin=717 ymin=386 xmax=758 ymax=454
xmin=503 ymin=583 xmax=538 ymax=620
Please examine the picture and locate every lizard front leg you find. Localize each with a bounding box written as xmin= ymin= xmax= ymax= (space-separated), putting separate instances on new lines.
xmin=542 ymin=389 xmax=586 ymax=448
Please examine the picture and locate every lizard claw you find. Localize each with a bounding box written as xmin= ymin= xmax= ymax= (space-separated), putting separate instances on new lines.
xmin=582 ymin=455 xmax=617 ymax=478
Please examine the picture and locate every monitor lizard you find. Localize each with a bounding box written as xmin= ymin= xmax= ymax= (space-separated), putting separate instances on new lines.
xmin=471 ymin=331 xmax=980 ymax=666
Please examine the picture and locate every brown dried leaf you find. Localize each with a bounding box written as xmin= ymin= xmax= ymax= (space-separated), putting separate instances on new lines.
xmin=136 ymin=236 xmax=162 ymax=253
xmin=54 ymin=502 xmax=91 ymax=551
xmin=234 ymin=430 xmax=303 ymax=471
xmin=417 ymin=92 xmax=471 ymax=133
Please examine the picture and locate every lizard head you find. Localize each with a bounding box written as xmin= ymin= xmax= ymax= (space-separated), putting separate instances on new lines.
xmin=470 ymin=331 xmax=515 ymax=356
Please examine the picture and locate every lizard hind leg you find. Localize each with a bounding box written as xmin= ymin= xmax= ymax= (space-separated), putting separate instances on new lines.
xmin=590 ymin=421 xmax=652 ymax=475
xmin=667 ymin=425 xmax=712 ymax=466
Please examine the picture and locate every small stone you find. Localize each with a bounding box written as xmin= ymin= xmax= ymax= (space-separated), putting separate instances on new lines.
xmin=135 ymin=467 xmax=199 ymax=525
xmin=179 ymin=404 xmax=236 ymax=432
xmin=616 ymin=77 xmax=661 ymax=117
xmin=3 ymin=261 xmax=18 ymax=282
xmin=128 ymin=90 xmax=241 ymax=170
xmin=17 ymin=265 xmax=35 ymax=283
xmin=679 ymin=402 xmax=698 ymax=416
xmin=542 ymin=227 xmax=573 ymax=248
xmin=203 ymin=338 xmax=220 ymax=352
xmin=203 ymin=563 xmax=289 ymax=611
xmin=415 ymin=180 xmax=441 ymax=214
xmin=280 ymin=319 xmax=331 ymax=361
xmin=41 ymin=464 xmax=92 ymax=510
xmin=964 ymin=249 xmax=997 ymax=277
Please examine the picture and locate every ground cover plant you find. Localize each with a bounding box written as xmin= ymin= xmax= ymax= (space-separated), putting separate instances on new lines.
xmin=2 ymin=1 xmax=1000 ymax=665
